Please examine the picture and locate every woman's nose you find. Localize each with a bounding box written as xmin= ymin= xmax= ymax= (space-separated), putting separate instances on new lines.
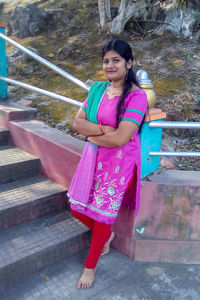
xmin=107 ymin=60 xmax=113 ymax=67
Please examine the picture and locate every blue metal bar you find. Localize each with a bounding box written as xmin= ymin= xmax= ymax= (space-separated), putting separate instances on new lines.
xmin=0 ymin=24 xmax=7 ymax=99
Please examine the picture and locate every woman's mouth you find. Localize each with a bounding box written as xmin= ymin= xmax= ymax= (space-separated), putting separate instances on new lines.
xmin=107 ymin=70 xmax=116 ymax=74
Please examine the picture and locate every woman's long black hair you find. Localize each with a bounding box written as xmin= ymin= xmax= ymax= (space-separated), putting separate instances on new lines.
xmin=102 ymin=39 xmax=141 ymax=127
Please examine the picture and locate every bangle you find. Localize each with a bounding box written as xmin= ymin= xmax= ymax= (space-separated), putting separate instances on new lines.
xmin=99 ymin=123 xmax=105 ymax=135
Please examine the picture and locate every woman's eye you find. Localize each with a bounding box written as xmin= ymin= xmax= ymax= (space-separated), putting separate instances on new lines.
xmin=103 ymin=60 xmax=109 ymax=64
xmin=113 ymin=59 xmax=120 ymax=63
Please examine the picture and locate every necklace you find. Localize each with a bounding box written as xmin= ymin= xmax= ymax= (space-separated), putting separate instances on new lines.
xmin=108 ymin=85 xmax=123 ymax=96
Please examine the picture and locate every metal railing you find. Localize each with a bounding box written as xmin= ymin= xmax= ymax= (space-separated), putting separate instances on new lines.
xmin=0 ymin=32 xmax=90 ymax=92
xmin=150 ymin=151 xmax=200 ymax=157
xmin=149 ymin=121 xmax=200 ymax=130
xmin=0 ymin=76 xmax=82 ymax=107
xmin=0 ymin=32 xmax=200 ymax=158
xmin=149 ymin=121 xmax=200 ymax=157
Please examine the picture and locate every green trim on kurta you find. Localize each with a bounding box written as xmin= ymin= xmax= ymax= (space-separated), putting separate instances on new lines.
xmin=81 ymin=105 xmax=86 ymax=112
xmin=121 ymin=118 xmax=140 ymax=127
xmin=69 ymin=196 xmax=117 ymax=217
xmin=125 ymin=109 xmax=144 ymax=117
xmin=87 ymin=204 xmax=118 ymax=216
xmin=86 ymin=81 xmax=110 ymax=123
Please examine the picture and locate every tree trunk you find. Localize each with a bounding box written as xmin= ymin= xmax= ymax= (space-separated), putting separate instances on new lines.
xmin=98 ymin=0 xmax=111 ymax=28
xmin=108 ymin=0 xmax=146 ymax=36
xmin=105 ymin=0 xmax=111 ymax=19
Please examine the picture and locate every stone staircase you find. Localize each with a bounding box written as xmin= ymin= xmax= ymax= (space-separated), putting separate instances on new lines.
xmin=0 ymin=126 xmax=90 ymax=286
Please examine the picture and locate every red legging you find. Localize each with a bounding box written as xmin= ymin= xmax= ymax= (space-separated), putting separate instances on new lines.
xmin=71 ymin=209 xmax=111 ymax=269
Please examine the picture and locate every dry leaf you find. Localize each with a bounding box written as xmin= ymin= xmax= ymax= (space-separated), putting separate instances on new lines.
xmin=42 ymin=274 xmax=50 ymax=281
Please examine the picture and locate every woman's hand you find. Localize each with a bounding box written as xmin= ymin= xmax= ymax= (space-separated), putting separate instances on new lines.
xmin=73 ymin=107 xmax=116 ymax=137
xmin=87 ymin=121 xmax=138 ymax=148
xmin=102 ymin=125 xmax=116 ymax=134
xmin=73 ymin=108 xmax=102 ymax=136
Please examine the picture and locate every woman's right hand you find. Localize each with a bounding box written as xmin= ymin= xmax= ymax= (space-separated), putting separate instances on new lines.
xmin=102 ymin=125 xmax=116 ymax=134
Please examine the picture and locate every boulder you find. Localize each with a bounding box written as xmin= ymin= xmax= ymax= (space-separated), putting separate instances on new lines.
xmin=155 ymin=7 xmax=200 ymax=42
xmin=7 ymin=3 xmax=52 ymax=38
xmin=7 ymin=47 xmax=39 ymax=76
xmin=124 ymin=0 xmax=200 ymax=42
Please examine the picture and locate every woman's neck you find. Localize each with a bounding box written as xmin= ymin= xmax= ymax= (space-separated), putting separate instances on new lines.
xmin=110 ymin=79 xmax=124 ymax=89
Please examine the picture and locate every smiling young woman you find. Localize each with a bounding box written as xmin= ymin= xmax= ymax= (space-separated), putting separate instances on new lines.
xmin=67 ymin=39 xmax=148 ymax=289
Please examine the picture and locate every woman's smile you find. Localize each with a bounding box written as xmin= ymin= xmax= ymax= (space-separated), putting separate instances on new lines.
xmin=107 ymin=70 xmax=116 ymax=74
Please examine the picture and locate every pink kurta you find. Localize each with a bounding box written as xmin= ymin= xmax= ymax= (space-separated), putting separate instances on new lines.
xmin=69 ymin=89 xmax=147 ymax=224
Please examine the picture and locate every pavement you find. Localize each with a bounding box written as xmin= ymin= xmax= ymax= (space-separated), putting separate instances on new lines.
xmin=1 ymin=248 xmax=200 ymax=300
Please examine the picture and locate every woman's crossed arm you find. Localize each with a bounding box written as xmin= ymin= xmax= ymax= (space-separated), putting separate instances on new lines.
xmin=73 ymin=107 xmax=115 ymax=136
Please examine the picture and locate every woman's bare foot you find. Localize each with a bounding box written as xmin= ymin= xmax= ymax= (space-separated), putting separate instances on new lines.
xmin=101 ymin=232 xmax=115 ymax=256
xmin=76 ymin=267 xmax=96 ymax=289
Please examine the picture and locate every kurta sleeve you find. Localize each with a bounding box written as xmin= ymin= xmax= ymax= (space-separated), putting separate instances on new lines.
xmin=81 ymin=99 xmax=88 ymax=112
xmin=121 ymin=90 xmax=148 ymax=127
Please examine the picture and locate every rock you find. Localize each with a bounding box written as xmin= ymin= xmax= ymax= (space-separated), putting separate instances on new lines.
xmin=127 ymin=0 xmax=200 ymax=42
xmin=7 ymin=3 xmax=52 ymax=38
xmin=160 ymin=158 xmax=174 ymax=169
xmin=56 ymin=44 xmax=75 ymax=59
xmin=7 ymin=47 xmax=40 ymax=76
xmin=153 ymin=6 xmax=200 ymax=42
xmin=18 ymin=65 xmax=34 ymax=76
xmin=17 ymin=99 xmax=32 ymax=106
xmin=51 ymin=10 xmax=70 ymax=28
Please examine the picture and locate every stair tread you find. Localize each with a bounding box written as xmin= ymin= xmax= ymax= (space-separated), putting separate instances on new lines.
xmin=0 ymin=127 xmax=9 ymax=133
xmin=0 ymin=175 xmax=67 ymax=210
xmin=0 ymin=211 xmax=89 ymax=269
xmin=0 ymin=146 xmax=39 ymax=166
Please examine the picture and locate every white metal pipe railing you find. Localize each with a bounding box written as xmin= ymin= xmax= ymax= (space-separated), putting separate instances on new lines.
xmin=0 ymin=32 xmax=90 ymax=92
xmin=149 ymin=121 xmax=200 ymax=129
xmin=150 ymin=151 xmax=200 ymax=157
xmin=149 ymin=121 xmax=200 ymax=157
xmin=0 ymin=76 xmax=82 ymax=107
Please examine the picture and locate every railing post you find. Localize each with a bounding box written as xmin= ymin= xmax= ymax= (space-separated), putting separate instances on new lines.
xmin=139 ymin=109 xmax=167 ymax=178
xmin=0 ymin=22 xmax=7 ymax=100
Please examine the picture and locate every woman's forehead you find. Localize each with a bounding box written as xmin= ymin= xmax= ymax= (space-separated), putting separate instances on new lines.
xmin=103 ymin=50 xmax=122 ymax=59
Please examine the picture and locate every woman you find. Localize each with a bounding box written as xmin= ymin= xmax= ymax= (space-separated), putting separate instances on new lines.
xmin=67 ymin=39 xmax=147 ymax=289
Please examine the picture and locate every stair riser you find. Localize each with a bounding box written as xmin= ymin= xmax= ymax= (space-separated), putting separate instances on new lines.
xmin=0 ymin=192 xmax=68 ymax=229
xmin=0 ymin=231 xmax=91 ymax=286
xmin=0 ymin=160 xmax=40 ymax=184
xmin=0 ymin=131 xmax=10 ymax=146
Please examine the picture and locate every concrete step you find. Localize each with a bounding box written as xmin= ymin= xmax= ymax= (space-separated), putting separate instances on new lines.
xmin=0 ymin=127 xmax=10 ymax=146
xmin=0 ymin=99 xmax=36 ymax=123
xmin=0 ymin=175 xmax=68 ymax=229
xmin=0 ymin=211 xmax=91 ymax=286
xmin=0 ymin=145 xmax=40 ymax=184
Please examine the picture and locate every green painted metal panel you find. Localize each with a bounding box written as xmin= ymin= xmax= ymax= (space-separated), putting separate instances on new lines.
xmin=0 ymin=26 xmax=7 ymax=99
xmin=139 ymin=119 xmax=163 ymax=178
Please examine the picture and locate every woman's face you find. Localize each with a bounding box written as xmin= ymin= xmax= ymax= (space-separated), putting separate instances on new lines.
xmin=103 ymin=50 xmax=131 ymax=82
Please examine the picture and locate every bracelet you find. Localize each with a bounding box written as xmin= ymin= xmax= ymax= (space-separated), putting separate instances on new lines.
xmin=99 ymin=123 xmax=105 ymax=135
